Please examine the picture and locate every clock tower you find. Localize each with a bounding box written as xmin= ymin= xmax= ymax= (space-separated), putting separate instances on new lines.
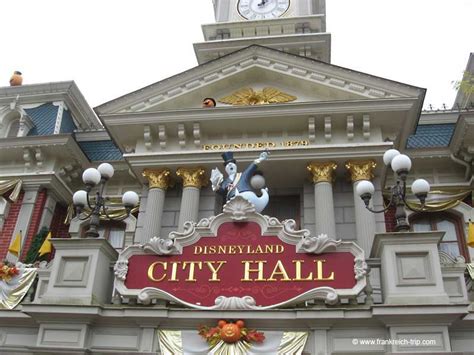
xmin=195 ymin=0 xmax=330 ymax=64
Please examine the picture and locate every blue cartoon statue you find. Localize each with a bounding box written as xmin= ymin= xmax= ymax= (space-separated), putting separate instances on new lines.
xmin=210 ymin=151 xmax=269 ymax=213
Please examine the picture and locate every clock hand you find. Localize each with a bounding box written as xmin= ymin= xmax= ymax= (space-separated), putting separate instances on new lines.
xmin=257 ymin=0 xmax=267 ymax=7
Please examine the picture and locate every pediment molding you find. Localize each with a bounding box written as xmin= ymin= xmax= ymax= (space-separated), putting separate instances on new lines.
xmin=95 ymin=46 xmax=424 ymax=115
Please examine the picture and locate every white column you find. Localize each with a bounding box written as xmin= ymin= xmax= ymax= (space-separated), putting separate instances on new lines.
xmin=307 ymin=162 xmax=337 ymax=238
xmin=38 ymin=194 xmax=57 ymax=230
xmin=346 ymin=161 xmax=377 ymax=257
xmin=141 ymin=169 xmax=172 ymax=242
xmin=176 ymin=167 xmax=206 ymax=232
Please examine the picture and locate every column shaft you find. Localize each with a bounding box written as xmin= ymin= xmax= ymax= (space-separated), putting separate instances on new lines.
xmin=346 ymin=160 xmax=377 ymax=257
xmin=141 ymin=168 xmax=172 ymax=242
xmin=307 ymin=162 xmax=337 ymax=239
xmin=142 ymin=187 xmax=166 ymax=239
xmin=177 ymin=187 xmax=200 ymax=231
xmin=353 ymin=180 xmax=376 ymax=255
xmin=176 ymin=167 xmax=207 ymax=232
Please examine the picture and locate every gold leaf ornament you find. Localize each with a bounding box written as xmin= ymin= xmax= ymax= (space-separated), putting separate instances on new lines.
xmin=218 ymin=87 xmax=297 ymax=106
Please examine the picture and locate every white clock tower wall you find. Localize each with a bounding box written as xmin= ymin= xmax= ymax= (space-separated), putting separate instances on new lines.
xmin=213 ymin=0 xmax=325 ymax=22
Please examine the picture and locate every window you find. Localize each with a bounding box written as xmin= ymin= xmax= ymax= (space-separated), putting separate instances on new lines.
xmin=264 ymin=195 xmax=301 ymax=228
xmin=96 ymin=221 xmax=125 ymax=250
xmin=411 ymin=213 xmax=469 ymax=260
xmin=6 ymin=119 xmax=20 ymax=138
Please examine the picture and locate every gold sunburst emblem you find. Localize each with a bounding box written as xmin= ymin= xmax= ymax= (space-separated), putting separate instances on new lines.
xmin=218 ymin=87 xmax=297 ymax=106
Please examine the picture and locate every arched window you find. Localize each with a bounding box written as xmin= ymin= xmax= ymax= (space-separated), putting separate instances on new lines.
xmin=411 ymin=212 xmax=469 ymax=260
xmin=6 ymin=119 xmax=20 ymax=137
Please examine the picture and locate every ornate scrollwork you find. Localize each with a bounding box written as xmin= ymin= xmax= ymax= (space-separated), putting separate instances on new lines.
xmin=307 ymin=162 xmax=337 ymax=183
xmin=142 ymin=168 xmax=173 ymax=189
xmin=219 ymin=87 xmax=297 ymax=106
xmin=176 ymin=167 xmax=207 ymax=188
xmin=438 ymin=251 xmax=466 ymax=265
xmin=223 ymin=196 xmax=256 ymax=221
xmin=114 ymin=260 xmax=129 ymax=281
xmin=142 ymin=237 xmax=181 ymax=255
xmin=354 ymin=256 xmax=368 ymax=281
xmin=345 ymin=160 xmax=377 ymax=182
xmin=298 ymin=234 xmax=342 ymax=254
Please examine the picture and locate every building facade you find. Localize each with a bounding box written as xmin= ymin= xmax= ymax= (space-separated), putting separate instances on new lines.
xmin=0 ymin=1 xmax=473 ymax=353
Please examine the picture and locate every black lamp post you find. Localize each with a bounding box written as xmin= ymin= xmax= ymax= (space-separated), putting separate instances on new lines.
xmin=356 ymin=149 xmax=430 ymax=232
xmin=73 ymin=163 xmax=139 ymax=238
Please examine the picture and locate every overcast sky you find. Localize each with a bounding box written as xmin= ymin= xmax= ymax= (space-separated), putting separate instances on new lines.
xmin=0 ymin=0 xmax=472 ymax=109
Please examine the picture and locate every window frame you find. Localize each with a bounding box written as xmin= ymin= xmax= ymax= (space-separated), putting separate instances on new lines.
xmin=410 ymin=212 xmax=469 ymax=260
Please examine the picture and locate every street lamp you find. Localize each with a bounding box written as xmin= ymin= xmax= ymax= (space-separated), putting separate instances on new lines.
xmin=73 ymin=163 xmax=139 ymax=238
xmin=356 ymin=149 xmax=430 ymax=232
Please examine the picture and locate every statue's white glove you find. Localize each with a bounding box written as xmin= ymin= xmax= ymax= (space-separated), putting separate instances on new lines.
xmin=210 ymin=168 xmax=224 ymax=191
xmin=254 ymin=150 xmax=269 ymax=164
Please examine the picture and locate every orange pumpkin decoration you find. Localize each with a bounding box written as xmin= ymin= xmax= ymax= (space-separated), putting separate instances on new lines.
xmin=9 ymin=71 xmax=23 ymax=86
xmin=220 ymin=323 xmax=242 ymax=343
xmin=217 ymin=320 xmax=227 ymax=328
xmin=235 ymin=320 xmax=245 ymax=328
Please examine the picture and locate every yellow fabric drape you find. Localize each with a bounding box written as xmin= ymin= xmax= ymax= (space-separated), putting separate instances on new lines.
xmin=0 ymin=268 xmax=37 ymax=310
xmin=383 ymin=189 xmax=472 ymax=212
xmin=158 ymin=330 xmax=183 ymax=355
xmin=467 ymin=221 xmax=474 ymax=248
xmin=65 ymin=198 xmax=140 ymax=224
xmin=158 ymin=330 xmax=309 ymax=355
xmin=0 ymin=179 xmax=22 ymax=202
xmin=277 ymin=332 xmax=309 ymax=355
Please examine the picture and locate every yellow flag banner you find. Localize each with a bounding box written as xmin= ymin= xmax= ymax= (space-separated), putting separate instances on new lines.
xmin=8 ymin=232 xmax=22 ymax=256
xmin=38 ymin=232 xmax=52 ymax=257
xmin=468 ymin=220 xmax=474 ymax=248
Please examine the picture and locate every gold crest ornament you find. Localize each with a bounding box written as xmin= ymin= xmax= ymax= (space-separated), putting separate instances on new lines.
xmin=218 ymin=87 xmax=297 ymax=106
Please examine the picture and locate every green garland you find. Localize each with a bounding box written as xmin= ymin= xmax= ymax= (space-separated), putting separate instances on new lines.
xmin=23 ymin=226 xmax=50 ymax=264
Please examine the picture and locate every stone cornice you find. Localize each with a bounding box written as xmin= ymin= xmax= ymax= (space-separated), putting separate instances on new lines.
xmin=125 ymin=142 xmax=393 ymax=169
xmin=200 ymin=15 xmax=325 ymax=41
xmin=95 ymin=45 xmax=424 ymax=115
xmin=0 ymin=172 xmax=74 ymax=203
xmin=101 ymin=98 xmax=418 ymax=126
xmin=0 ymin=134 xmax=89 ymax=165
xmin=0 ymin=81 xmax=101 ymax=130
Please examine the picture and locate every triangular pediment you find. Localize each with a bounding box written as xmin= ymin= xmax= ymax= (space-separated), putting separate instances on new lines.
xmin=95 ymin=46 xmax=424 ymax=115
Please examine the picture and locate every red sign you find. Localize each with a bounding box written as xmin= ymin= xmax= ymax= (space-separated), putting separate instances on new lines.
xmin=125 ymin=222 xmax=356 ymax=307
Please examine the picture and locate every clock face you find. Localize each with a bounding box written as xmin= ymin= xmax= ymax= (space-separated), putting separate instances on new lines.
xmin=238 ymin=0 xmax=290 ymax=20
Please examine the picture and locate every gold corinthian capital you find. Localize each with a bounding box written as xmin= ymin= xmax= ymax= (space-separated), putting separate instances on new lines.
xmin=345 ymin=160 xmax=377 ymax=182
xmin=307 ymin=162 xmax=337 ymax=184
xmin=142 ymin=168 xmax=173 ymax=190
xmin=176 ymin=167 xmax=208 ymax=188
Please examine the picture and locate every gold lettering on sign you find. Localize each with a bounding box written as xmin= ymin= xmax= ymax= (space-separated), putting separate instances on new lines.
xmin=241 ymin=260 xmax=267 ymax=282
xmin=206 ymin=261 xmax=227 ymax=282
xmin=267 ymin=260 xmax=291 ymax=281
xmin=314 ymin=260 xmax=335 ymax=280
xmin=292 ymin=260 xmax=313 ymax=281
xmin=147 ymin=261 xmax=167 ymax=282
xmin=182 ymin=261 xmax=202 ymax=282
xmin=169 ymin=261 xmax=181 ymax=282
xmin=202 ymin=141 xmax=308 ymax=151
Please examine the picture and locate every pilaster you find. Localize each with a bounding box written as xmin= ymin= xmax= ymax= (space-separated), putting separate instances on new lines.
xmin=346 ymin=160 xmax=377 ymax=257
xmin=176 ymin=167 xmax=207 ymax=232
xmin=140 ymin=169 xmax=172 ymax=243
xmin=307 ymin=162 xmax=337 ymax=238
